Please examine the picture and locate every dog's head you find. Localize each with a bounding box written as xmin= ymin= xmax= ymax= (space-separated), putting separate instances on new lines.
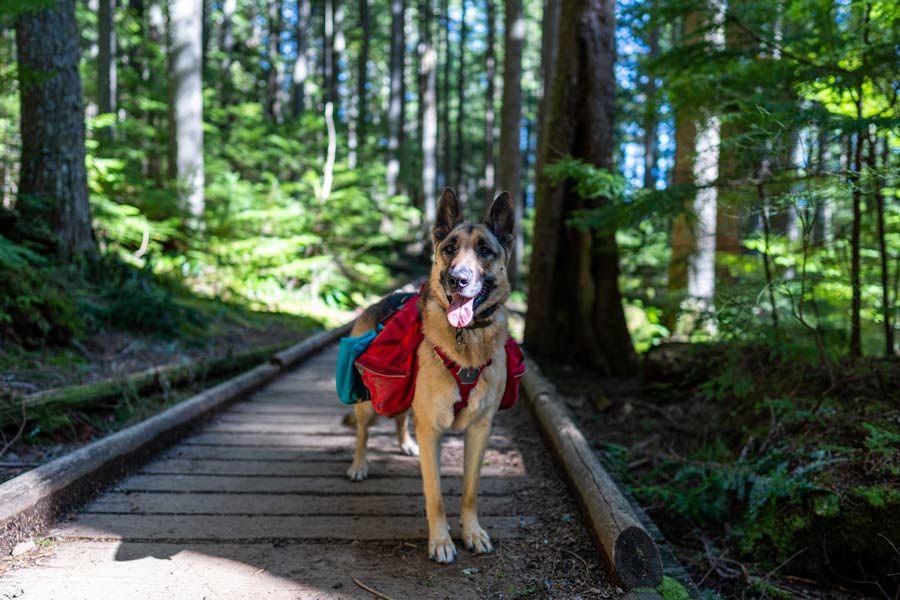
xmin=431 ymin=188 xmax=514 ymax=329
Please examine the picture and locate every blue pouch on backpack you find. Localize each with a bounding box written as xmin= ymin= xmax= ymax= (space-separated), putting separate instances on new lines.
xmin=335 ymin=326 xmax=381 ymax=404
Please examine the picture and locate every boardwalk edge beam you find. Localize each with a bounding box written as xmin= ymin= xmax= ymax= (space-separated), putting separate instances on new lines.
xmin=0 ymin=322 xmax=353 ymax=555
xmin=521 ymin=355 xmax=665 ymax=593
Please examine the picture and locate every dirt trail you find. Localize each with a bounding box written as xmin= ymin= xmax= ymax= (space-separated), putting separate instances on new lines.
xmin=0 ymin=345 xmax=615 ymax=599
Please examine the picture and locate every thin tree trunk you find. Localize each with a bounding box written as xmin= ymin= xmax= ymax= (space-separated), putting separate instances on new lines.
xmin=453 ymin=0 xmax=466 ymax=194
xmin=483 ymin=0 xmax=496 ymax=203
xmin=266 ymin=0 xmax=285 ymax=121
xmin=440 ymin=0 xmax=451 ymax=188
xmin=871 ymin=135 xmax=893 ymax=355
xmin=168 ymin=0 xmax=205 ymax=222
xmin=499 ymin=0 xmax=524 ymax=285
xmin=291 ymin=0 xmax=310 ymax=116
xmin=356 ymin=0 xmax=370 ymax=144
xmin=220 ymin=0 xmax=236 ymax=104
xmin=385 ymin=0 xmax=405 ymax=195
xmin=16 ymin=0 xmax=96 ymax=259
xmin=98 ymin=0 xmax=117 ymax=139
xmin=524 ymin=0 xmax=636 ymax=375
xmin=324 ymin=0 xmax=337 ymax=106
xmin=849 ymin=121 xmax=863 ymax=357
xmin=642 ymin=24 xmax=658 ymax=189
xmin=534 ymin=0 xmax=558 ymax=216
xmin=146 ymin=1 xmax=166 ymax=182
xmin=420 ymin=0 xmax=437 ymax=225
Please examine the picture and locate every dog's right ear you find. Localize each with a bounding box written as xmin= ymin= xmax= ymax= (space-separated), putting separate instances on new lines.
xmin=432 ymin=188 xmax=463 ymax=246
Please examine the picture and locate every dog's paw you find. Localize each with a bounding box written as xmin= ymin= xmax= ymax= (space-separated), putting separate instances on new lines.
xmin=462 ymin=523 xmax=494 ymax=555
xmin=346 ymin=462 xmax=368 ymax=481
xmin=428 ymin=534 xmax=458 ymax=564
xmin=399 ymin=439 xmax=419 ymax=457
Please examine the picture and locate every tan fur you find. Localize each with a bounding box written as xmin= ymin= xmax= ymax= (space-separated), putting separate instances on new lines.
xmin=346 ymin=189 xmax=515 ymax=563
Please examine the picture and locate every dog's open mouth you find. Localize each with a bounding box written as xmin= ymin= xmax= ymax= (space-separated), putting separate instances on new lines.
xmin=446 ymin=286 xmax=489 ymax=328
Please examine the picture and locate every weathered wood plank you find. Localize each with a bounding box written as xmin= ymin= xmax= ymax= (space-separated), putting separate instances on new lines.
xmin=49 ymin=514 xmax=533 ymax=541
xmin=113 ymin=473 xmax=522 ymax=495
xmin=140 ymin=457 xmax=525 ymax=478
xmin=83 ymin=492 xmax=517 ymax=516
xmin=181 ymin=431 xmax=514 ymax=449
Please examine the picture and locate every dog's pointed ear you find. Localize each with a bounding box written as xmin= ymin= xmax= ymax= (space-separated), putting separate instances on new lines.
xmin=484 ymin=192 xmax=515 ymax=252
xmin=433 ymin=188 xmax=464 ymax=246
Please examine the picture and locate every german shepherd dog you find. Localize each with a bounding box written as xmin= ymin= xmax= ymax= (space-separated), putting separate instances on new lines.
xmin=347 ymin=188 xmax=515 ymax=563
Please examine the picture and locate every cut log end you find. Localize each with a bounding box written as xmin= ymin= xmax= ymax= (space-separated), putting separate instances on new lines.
xmin=614 ymin=525 xmax=664 ymax=589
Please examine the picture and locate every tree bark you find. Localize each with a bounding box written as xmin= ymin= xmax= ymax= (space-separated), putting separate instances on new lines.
xmin=265 ymin=0 xmax=285 ymax=121
xmin=849 ymin=112 xmax=863 ymax=357
xmin=16 ymin=0 xmax=96 ymax=260
xmin=642 ymin=24 xmax=657 ymax=189
xmin=499 ymin=0 xmax=524 ymax=285
xmin=385 ymin=0 xmax=405 ymax=195
xmin=534 ymin=0 xmax=559 ymax=214
xmin=483 ymin=0 xmax=496 ymax=204
xmin=453 ymin=0 xmax=466 ymax=193
xmin=665 ymin=9 xmax=719 ymax=331
xmin=220 ymin=0 xmax=236 ymax=104
xmin=419 ymin=0 xmax=437 ymax=224
xmin=439 ymin=0 xmax=451 ymax=188
xmin=168 ymin=0 xmax=205 ymax=222
xmin=871 ymin=135 xmax=893 ymax=356
xmin=324 ymin=0 xmax=338 ymax=108
xmin=357 ymin=0 xmax=370 ymax=144
xmin=523 ymin=0 xmax=636 ymax=376
xmin=98 ymin=0 xmax=117 ymax=139
xmin=291 ymin=0 xmax=310 ymax=116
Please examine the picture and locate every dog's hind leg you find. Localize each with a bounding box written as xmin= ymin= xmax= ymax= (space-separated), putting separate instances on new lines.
xmin=395 ymin=411 xmax=419 ymax=456
xmin=460 ymin=417 xmax=494 ymax=554
xmin=347 ymin=401 xmax=378 ymax=481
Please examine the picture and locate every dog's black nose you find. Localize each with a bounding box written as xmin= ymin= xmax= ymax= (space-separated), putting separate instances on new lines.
xmin=448 ymin=269 xmax=471 ymax=290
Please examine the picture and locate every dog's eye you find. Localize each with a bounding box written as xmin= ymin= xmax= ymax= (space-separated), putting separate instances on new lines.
xmin=442 ymin=245 xmax=455 ymax=255
xmin=478 ymin=246 xmax=493 ymax=258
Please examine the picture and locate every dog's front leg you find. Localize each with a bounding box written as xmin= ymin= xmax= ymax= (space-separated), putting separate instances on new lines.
xmin=460 ymin=416 xmax=494 ymax=554
xmin=416 ymin=419 xmax=456 ymax=563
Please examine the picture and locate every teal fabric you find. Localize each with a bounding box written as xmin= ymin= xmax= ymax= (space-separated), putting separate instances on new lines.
xmin=335 ymin=327 xmax=380 ymax=404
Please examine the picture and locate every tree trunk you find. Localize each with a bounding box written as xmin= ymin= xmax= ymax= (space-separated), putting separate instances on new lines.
xmin=665 ymin=9 xmax=719 ymax=331
xmin=439 ymin=0 xmax=451 ymax=189
xmin=98 ymin=0 xmax=117 ymax=139
xmin=168 ymin=0 xmax=205 ymax=222
xmin=483 ymin=0 xmax=496 ymax=204
xmin=871 ymin=135 xmax=893 ymax=356
xmin=385 ymin=0 xmax=405 ymax=195
xmin=324 ymin=0 xmax=337 ymax=107
xmin=420 ymin=0 xmax=437 ymax=225
xmin=220 ymin=0 xmax=236 ymax=104
xmin=641 ymin=24 xmax=657 ymax=189
xmin=849 ymin=107 xmax=863 ymax=357
xmin=265 ymin=0 xmax=285 ymax=121
xmin=534 ymin=0 xmax=559 ymax=215
xmin=356 ymin=0 xmax=370 ymax=145
xmin=453 ymin=0 xmax=466 ymax=194
xmin=499 ymin=0 xmax=524 ymax=285
xmin=524 ymin=0 xmax=636 ymax=376
xmin=16 ymin=0 xmax=96 ymax=260
xmin=291 ymin=0 xmax=310 ymax=116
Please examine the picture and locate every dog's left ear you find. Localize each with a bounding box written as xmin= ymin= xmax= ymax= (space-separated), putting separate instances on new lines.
xmin=484 ymin=192 xmax=515 ymax=253
xmin=433 ymin=188 xmax=464 ymax=247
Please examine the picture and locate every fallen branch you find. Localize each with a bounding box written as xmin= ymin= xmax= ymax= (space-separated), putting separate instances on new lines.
xmin=352 ymin=577 xmax=396 ymax=600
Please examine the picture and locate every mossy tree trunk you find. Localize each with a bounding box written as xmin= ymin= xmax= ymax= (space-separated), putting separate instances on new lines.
xmin=524 ymin=0 xmax=637 ymax=377
xmin=15 ymin=0 xmax=97 ymax=261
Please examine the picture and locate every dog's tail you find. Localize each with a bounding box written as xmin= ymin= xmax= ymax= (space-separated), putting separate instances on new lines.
xmin=341 ymin=410 xmax=357 ymax=428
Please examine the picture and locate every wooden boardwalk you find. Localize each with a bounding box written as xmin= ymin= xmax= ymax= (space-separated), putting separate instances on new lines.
xmin=0 ymin=345 xmax=613 ymax=599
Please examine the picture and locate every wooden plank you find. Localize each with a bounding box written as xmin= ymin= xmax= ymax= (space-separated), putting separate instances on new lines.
xmin=139 ymin=457 xmax=525 ymax=478
xmin=203 ymin=421 xmax=399 ymax=435
xmin=181 ymin=431 xmax=514 ymax=449
xmin=49 ymin=514 xmax=533 ymax=541
xmin=113 ymin=474 xmax=522 ymax=495
xmin=82 ymin=492 xmax=517 ymax=516
xmin=158 ymin=444 xmax=523 ymax=465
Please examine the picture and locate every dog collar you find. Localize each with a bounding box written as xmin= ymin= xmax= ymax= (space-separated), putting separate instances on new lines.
xmin=433 ymin=345 xmax=493 ymax=415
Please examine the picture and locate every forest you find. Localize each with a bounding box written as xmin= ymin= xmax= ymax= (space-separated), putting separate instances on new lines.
xmin=0 ymin=0 xmax=899 ymax=597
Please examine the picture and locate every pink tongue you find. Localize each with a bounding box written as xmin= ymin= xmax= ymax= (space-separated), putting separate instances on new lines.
xmin=447 ymin=294 xmax=475 ymax=328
